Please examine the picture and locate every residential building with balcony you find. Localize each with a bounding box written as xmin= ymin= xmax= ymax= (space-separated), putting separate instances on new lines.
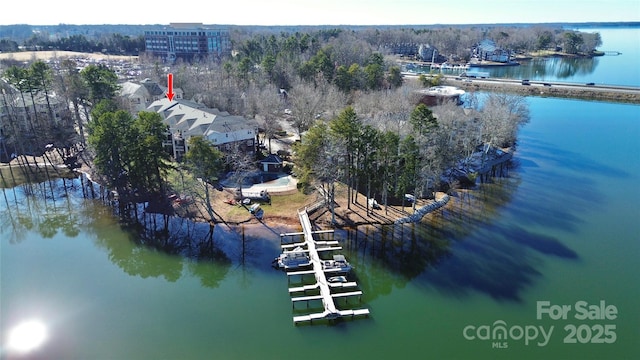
xmin=0 ymin=84 xmax=73 ymax=159
xmin=147 ymin=98 xmax=257 ymax=161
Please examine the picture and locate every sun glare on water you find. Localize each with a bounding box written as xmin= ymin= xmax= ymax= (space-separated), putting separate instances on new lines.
xmin=6 ymin=319 xmax=48 ymax=354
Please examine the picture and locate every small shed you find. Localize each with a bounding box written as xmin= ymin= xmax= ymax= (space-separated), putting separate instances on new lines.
xmin=260 ymin=154 xmax=283 ymax=172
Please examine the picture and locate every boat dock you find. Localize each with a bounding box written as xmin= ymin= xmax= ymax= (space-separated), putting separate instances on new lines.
xmin=278 ymin=209 xmax=370 ymax=324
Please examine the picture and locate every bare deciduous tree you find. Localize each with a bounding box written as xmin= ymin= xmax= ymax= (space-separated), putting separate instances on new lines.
xmin=253 ymin=84 xmax=283 ymax=153
xmin=288 ymin=78 xmax=325 ymax=138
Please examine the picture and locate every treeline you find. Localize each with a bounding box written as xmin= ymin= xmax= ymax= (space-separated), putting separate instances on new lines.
xmin=2 ymin=33 xmax=145 ymax=55
xmin=0 ymin=23 xmax=603 ymax=59
xmin=229 ymin=25 xmax=603 ymax=74
xmin=294 ymin=96 xmax=529 ymax=212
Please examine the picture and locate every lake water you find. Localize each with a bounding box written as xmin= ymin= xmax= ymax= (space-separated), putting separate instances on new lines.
xmin=488 ymin=27 xmax=640 ymax=86
xmin=431 ymin=27 xmax=640 ymax=87
xmin=1 ymin=29 xmax=639 ymax=360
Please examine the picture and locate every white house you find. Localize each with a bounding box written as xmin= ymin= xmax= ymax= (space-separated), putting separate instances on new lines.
xmin=147 ymin=98 xmax=257 ymax=160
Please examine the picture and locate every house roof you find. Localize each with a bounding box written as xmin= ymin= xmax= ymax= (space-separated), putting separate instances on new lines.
xmin=478 ymin=39 xmax=498 ymax=52
xmin=119 ymin=82 xmax=144 ymax=97
xmin=141 ymin=79 xmax=165 ymax=96
xmin=148 ymin=98 xmax=208 ymax=112
xmin=204 ymin=115 xmax=254 ymax=135
xmin=148 ymin=99 xmax=257 ymax=143
xmin=260 ymin=154 xmax=283 ymax=164
xmin=121 ymin=80 xmax=183 ymax=104
xmin=10 ymin=91 xmax=64 ymax=108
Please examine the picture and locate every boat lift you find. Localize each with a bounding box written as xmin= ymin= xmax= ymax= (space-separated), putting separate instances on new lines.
xmin=279 ymin=209 xmax=370 ymax=324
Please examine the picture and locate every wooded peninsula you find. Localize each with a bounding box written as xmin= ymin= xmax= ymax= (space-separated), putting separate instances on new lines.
xmin=0 ymin=24 xmax=609 ymax=226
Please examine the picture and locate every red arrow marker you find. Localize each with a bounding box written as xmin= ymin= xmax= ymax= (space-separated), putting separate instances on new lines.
xmin=166 ymin=73 xmax=175 ymax=101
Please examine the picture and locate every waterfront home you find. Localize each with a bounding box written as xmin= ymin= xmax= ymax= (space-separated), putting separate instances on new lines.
xmin=471 ymin=39 xmax=513 ymax=63
xmin=148 ymin=98 xmax=257 ymax=160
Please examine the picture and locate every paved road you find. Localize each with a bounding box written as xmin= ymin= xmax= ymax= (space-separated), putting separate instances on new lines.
xmin=450 ymin=76 xmax=640 ymax=94
xmin=405 ymin=73 xmax=640 ymax=103
xmin=404 ymin=72 xmax=640 ymax=98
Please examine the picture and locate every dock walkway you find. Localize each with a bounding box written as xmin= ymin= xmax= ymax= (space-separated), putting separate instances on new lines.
xmin=280 ymin=209 xmax=370 ymax=324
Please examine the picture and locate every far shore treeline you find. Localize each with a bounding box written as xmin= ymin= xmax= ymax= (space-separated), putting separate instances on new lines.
xmin=0 ymin=22 xmax=624 ymax=57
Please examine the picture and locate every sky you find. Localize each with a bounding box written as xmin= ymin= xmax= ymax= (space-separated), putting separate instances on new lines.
xmin=1 ymin=0 xmax=639 ymax=26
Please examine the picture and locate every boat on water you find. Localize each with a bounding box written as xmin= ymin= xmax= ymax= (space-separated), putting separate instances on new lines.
xmin=322 ymin=255 xmax=352 ymax=273
xmin=328 ymin=275 xmax=348 ymax=283
xmin=273 ymin=246 xmax=311 ymax=270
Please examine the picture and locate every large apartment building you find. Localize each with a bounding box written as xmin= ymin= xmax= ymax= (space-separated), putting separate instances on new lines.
xmin=147 ymin=98 xmax=257 ymax=161
xmin=144 ymin=23 xmax=231 ymax=62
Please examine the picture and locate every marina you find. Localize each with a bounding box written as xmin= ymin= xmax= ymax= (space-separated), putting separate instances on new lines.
xmin=277 ymin=209 xmax=370 ymax=324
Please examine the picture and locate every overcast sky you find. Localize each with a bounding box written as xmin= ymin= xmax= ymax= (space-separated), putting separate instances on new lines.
xmin=2 ymin=0 xmax=639 ymax=26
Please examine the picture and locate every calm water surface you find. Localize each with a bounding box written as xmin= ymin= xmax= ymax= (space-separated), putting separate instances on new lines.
xmin=490 ymin=27 xmax=640 ymax=86
xmin=2 ymin=29 xmax=640 ymax=360
xmin=2 ymin=97 xmax=638 ymax=360
xmin=433 ymin=27 xmax=640 ymax=87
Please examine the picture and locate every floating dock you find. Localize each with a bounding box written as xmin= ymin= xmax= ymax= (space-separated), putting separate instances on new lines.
xmin=279 ymin=209 xmax=370 ymax=324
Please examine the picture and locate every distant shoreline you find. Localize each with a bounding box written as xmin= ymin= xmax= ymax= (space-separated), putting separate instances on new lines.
xmin=0 ymin=50 xmax=138 ymax=62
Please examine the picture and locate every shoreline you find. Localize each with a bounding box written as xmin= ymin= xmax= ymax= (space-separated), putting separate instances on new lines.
xmin=1 ymin=159 xmax=455 ymax=229
xmin=450 ymin=78 xmax=640 ymax=103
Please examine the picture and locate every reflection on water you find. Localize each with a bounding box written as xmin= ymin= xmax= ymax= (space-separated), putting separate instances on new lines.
xmin=0 ymin=173 xmax=298 ymax=292
xmin=5 ymin=319 xmax=48 ymax=355
xmin=0 ymin=162 xmax=582 ymax=303
xmin=0 ymin=176 xmax=88 ymax=243
xmin=490 ymin=56 xmax=599 ymax=81
xmin=341 ymin=170 xmax=580 ymax=302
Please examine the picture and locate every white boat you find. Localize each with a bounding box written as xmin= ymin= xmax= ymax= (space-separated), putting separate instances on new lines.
xmin=273 ymin=247 xmax=311 ymax=270
xmin=321 ymin=255 xmax=352 ymax=273
xmin=249 ymin=203 xmax=261 ymax=214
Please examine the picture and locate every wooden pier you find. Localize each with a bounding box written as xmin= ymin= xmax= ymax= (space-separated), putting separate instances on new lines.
xmin=279 ymin=209 xmax=370 ymax=324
